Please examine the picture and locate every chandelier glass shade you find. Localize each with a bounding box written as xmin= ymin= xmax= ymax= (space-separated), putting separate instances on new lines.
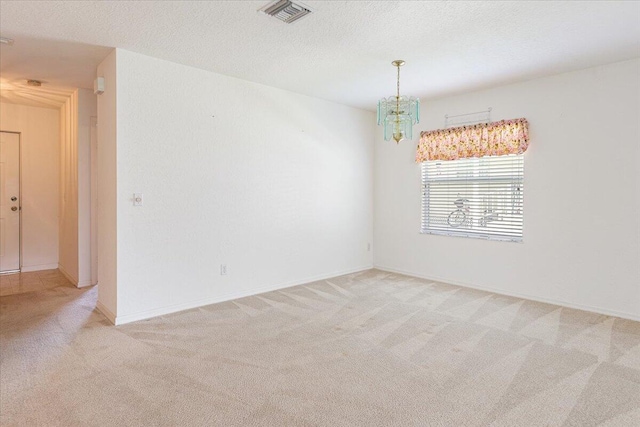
xmin=377 ymin=60 xmax=420 ymax=144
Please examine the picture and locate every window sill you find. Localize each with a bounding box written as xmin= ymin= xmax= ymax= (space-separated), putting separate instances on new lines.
xmin=420 ymin=229 xmax=523 ymax=243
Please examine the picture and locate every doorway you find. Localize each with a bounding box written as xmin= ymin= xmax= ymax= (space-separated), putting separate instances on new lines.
xmin=0 ymin=131 xmax=21 ymax=273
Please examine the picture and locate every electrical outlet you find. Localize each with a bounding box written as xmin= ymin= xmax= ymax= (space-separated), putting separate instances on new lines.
xmin=367 ymin=243 xmax=371 ymax=252
xmin=220 ymin=264 xmax=227 ymax=275
xmin=133 ymin=193 xmax=143 ymax=206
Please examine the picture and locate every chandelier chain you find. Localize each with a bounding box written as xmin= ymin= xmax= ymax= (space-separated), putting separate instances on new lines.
xmin=396 ymin=63 xmax=400 ymax=99
xmin=396 ymin=62 xmax=400 ymax=117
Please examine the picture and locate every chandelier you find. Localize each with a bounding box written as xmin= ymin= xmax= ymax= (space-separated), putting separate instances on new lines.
xmin=377 ymin=60 xmax=420 ymax=143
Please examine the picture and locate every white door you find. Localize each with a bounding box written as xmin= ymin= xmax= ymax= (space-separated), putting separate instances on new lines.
xmin=0 ymin=132 xmax=20 ymax=272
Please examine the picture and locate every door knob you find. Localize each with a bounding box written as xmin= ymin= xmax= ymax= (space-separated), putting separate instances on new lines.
xmin=11 ymin=206 xmax=18 ymax=211
xmin=10 ymin=196 xmax=17 ymax=201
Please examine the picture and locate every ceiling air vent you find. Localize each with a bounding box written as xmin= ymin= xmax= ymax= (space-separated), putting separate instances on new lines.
xmin=260 ymin=0 xmax=312 ymax=24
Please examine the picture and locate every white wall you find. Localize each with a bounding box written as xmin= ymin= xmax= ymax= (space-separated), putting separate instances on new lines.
xmin=96 ymin=50 xmax=118 ymax=321
xmin=0 ymin=102 xmax=60 ymax=271
xmin=100 ymin=49 xmax=374 ymax=324
xmin=58 ymin=89 xmax=96 ymax=286
xmin=77 ymin=88 xmax=97 ymax=286
xmin=58 ymin=92 xmax=78 ymax=281
xmin=374 ymin=58 xmax=640 ymax=320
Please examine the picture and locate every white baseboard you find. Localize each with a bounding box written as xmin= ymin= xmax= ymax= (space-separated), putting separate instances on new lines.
xmin=20 ymin=263 xmax=59 ymax=273
xmin=58 ymin=264 xmax=79 ymax=286
xmin=77 ymin=280 xmax=95 ymax=288
xmin=96 ymin=301 xmax=116 ymax=324
xmin=111 ymin=265 xmax=374 ymax=326
xmin=374 ymin=265 xmax=640 ymax=322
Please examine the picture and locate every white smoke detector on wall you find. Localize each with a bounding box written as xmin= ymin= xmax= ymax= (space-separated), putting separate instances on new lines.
xmin=94 ymin=77 xmax=105 ymax=95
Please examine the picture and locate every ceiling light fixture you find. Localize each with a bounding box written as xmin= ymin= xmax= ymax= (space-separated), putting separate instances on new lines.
xmin=377 ymin=60 xmax=420 ymax=144
xmin=0 ymin=37 xmax=15 ymax=45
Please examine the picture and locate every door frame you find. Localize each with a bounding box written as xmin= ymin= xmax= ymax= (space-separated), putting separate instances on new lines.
xmin=90 ymin=116 xmax=98 ymax=285
xmin=0 ymin=130 xmax=22 ymax=274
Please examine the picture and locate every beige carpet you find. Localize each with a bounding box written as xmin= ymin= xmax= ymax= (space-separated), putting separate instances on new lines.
xmin=1 ymin=269 xmax=639 ymax=426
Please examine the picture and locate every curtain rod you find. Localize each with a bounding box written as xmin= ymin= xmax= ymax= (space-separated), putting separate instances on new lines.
xmin=444 ymin=107 xmax=492 ymax=120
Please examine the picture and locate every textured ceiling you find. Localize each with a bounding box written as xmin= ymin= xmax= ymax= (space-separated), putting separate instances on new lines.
xmin=1 ymin=1 xmax=639 ymax=110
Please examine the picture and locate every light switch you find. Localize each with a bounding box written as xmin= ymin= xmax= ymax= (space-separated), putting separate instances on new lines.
xmin=133 ymin=193 xmax=143 ymax=206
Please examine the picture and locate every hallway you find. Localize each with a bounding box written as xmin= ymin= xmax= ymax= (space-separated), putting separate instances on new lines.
xmin=0 ymin=269 xmax=75 ymax=296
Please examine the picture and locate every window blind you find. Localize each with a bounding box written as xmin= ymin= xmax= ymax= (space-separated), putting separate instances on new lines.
xmin=421 ymin=154 xmax=524 ymax=242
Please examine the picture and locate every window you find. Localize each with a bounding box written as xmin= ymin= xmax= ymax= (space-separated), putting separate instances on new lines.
xmin=421 ymin=154 xmax=524 ymax=242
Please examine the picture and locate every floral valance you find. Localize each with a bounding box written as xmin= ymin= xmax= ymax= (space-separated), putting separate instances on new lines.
xmin=416 ymin=118 xmax=529 ymax=162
